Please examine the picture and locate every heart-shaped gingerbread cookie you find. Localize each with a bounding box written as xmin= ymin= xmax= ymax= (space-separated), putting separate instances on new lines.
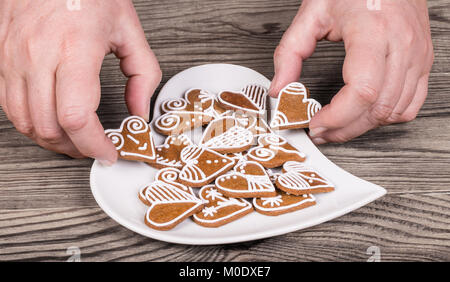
xmin=179 ymin=145 xmax=235 ymax=187
xmin=253 ymin=190 xmax=316 ymax=216
xmin=276 ymin=161 xmax=335 ymax=194
xmin=217 ymin=84 xmax=267 ymax=115
xmin=270 ymin=82 xmax=321 ymax=130
xmin=215 ymin=161 xmax=276 ymax=198
xmin=105 ymin=116 xmax=156 ymax=163
xmin=193 ymin=185 xmax=253 ymax=227
xmin=139 ymin=167 xmax=203 ymax=230
xmin=246 ymin=134 xmax=306 ymax=168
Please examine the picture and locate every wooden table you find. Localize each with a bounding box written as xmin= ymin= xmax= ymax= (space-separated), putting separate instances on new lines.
xmin=0 ymin=0 xmax=448 ymax=261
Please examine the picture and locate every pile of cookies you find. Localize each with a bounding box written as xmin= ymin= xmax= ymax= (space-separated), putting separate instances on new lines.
xmin=105 ymin=82 xmax=334 ymax=230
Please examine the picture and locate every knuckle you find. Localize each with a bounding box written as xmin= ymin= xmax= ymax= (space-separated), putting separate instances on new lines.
xmin=353 ymin=83 xmax=379 ymax=105
xmin=401 ymin=28 xmax=416 ymax=48
xmin=14 ymin=120 xmax=34 ymax=136
xmin=35 ymin=126 xmax=64 ymax=143
xmin=370 ymin=103 xmax=394 ymax=123
xmin=387 ymin=111 xmax=403 ymax=123
xmin=58 ymin=107 xmax=89 ymax=132
xmin=332 ymin=132 xmax=352 ymax=144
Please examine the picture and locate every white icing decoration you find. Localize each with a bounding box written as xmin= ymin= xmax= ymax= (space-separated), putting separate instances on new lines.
xmin=277 ymin=161 xmax=334 ymax=191
xmin=261 ymin=195 xmax=283 ymax=207
xmin=179 ymin=145 xmax=235 ymax=185
xmin=106 ymin=132 xmax=124 ymax=150
xmin=246 ymin=134 xmax=306 ymax=162
xmin=161 ymin=98 xmax=187 ymax=112
xmin=193 ymin=185 xmax=252 ymax=223
xmin=253 ymin=193 xmax=315 ymax=212
xmin=200 ymin=117 xmax=253 ymax=151
xmin=241 ymin=84 xmax=267 ymax=111
xmin=138 ymin=143 xmax=148 ymax=151
xmin=154 ymin=111 xmax=214 ymax=134
xmin=215 ymin=161 xmax=275 ymax=195
xmin=217 ymin=84 xmax=268 ymax=115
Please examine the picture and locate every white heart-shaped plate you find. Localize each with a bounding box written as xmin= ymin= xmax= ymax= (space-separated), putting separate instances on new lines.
xmin=90 ymin=64 xmax=386 ymax=245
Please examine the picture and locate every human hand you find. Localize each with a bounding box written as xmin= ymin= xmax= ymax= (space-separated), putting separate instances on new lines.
xmin=0 ymin=0 xmax=161 ymax=165
xmin=269 ymin=0 xmax=433 ymax=144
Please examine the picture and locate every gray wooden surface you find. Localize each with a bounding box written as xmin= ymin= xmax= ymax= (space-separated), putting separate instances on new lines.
xmin=0 ymin=0 xmax=449 ymax=261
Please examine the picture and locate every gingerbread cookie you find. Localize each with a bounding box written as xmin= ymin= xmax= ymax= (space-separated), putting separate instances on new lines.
xmin=217 ymin=84 xmax=268 ymax=115
xmin=270 ymin=82 xmax=321 ymax=130
xmin=139 ymin=168 xmax=203 ymax=230
xmin=276 ymin=161 xmax=334 ymax=194
xmin=246 ymin=134 xmax=306 ymax=168
xmin=193 ymin=185 xmax=253 ymax=227
xmin=161 ymin=88 xmax=214 ymax=113
xmin=215 ymin=161 xmax=276 ymax=198
xmin=105 ymin=116 xmax=156 ymax=163
xmin=253 ymin=190 xmax=316 ymax=216
xmin=200 ymin=117 xmax=253 ymax=153
xmin=179 ymin=145 xmax=235 ymax=187
xmin=138 ymin=167 xmax=194 ymax=206
xmin=154 ymin=111 xmax=214 ymax=136
xmin=149 ymin=134 xmax=193 ymax=169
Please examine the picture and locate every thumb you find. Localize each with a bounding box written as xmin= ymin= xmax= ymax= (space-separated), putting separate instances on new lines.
xmin=113 ymin=6 xmax=162 ymax=122
xmin=269 ymin=3 xmax=329 ymax=97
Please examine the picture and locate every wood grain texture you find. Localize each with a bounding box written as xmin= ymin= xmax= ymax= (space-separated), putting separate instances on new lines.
xmin=0 ymin=0 xmax=449 ymax=261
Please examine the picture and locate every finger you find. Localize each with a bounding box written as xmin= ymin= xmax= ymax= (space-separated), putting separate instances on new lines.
xmin=55 ymin=52 xmax=118 ymax=165
xmin=367 ymin=50 xmax=407 ymax=126
xmin=26 ymin=70 xmax=83 ymax=158
xmin=309 ymin=32 xmax=387 ymax=137
xmin=312 ymin=50 xmax=407 ymax=143
xmin=0 ymin=76 xmax=8 ymax=117
xmin=399 ymin=73 xmax=429 ymax=122
xmin=386 ymin=68 xmax=423 ymax=123
xmin=112 ymin=6 xmax=161 ymax=122
xmin=269 ymin=4 xmax=329 ymax=97
xmin=5 ymin=75 xmax=34 ymax=137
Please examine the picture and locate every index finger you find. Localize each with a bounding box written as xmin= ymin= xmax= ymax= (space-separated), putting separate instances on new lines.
xmin=309 ymin=31 xmax=388 ymax=135
xmin=55 ymin=51 xmax=117 ymax=165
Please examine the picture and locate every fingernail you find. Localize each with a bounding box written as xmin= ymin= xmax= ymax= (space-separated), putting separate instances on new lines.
xmin=309 ymin=127 xmax=327 ymax=137
xmin=97 ymin=158 xmax=114 ymax=167
xmin=311 ymin=137 xmax=327 ymax=145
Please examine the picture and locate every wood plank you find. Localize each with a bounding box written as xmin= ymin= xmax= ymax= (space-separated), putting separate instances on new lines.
xmin=0 ymin=0 xmax=449 ymax=261
xmin=0 ymin=193 xmax=448 ymax=261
